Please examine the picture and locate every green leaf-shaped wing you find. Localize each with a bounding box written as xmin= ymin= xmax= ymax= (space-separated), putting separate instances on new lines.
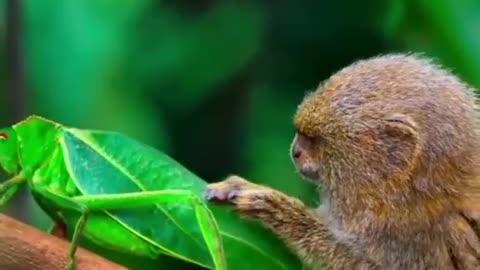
xmin=61 ymin=128 xmax=302 ymax=270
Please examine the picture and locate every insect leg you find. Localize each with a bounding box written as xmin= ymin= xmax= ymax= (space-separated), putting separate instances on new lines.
xmin=0 ymin=174 xmax=25 ymax=207
xmin=0 ymin=174 xmax=25 ymax=193
xmin=34 ymin=186 xmax=90 ymax=270
xmin=72 ymin=190 xmax=226 ymax=270
xmin=0 ymin=185 xmax=19 ymax=207
xmin=72 ymin=189 xmax=196 ymax=209
xmin=192 ymin=196 xmax=226 ymax=270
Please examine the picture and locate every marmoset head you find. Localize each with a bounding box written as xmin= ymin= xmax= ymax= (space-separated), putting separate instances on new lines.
xmin=290 ymin=54 xmax=478 ymax=191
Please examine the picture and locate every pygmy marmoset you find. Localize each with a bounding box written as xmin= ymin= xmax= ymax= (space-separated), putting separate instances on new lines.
xmin=204 ymin=54 xmax=480 ymax=269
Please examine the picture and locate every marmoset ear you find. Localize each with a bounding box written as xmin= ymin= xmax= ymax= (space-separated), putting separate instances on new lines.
xmin=382 ymin=113 xmax=418 ymax=139
xmin=379 ymin=113 xmax=421 ymax=170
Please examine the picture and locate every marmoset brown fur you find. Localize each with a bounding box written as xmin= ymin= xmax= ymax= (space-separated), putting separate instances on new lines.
xmin=204 ymin=54 xmax=480 ymax=269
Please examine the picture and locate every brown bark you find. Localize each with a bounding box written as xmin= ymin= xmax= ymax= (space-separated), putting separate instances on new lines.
xmin=0 ymin=213 xmax=127 ymax=270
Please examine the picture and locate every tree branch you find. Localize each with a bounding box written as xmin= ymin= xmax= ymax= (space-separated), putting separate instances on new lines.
xmin=0 ymin=214 xmax=127 ymax=270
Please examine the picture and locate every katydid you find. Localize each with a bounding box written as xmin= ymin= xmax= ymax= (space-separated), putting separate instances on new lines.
xmin=0 ymin=116 xmax=226 ymax=270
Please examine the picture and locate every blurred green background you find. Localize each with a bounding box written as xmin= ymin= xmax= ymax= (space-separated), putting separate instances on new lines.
xmin=1 ymin=0 xmax=480 ymax=268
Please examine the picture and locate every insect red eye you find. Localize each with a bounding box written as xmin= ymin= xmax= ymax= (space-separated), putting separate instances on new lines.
xmin=0 ymin=133 xmax=8 ymax=140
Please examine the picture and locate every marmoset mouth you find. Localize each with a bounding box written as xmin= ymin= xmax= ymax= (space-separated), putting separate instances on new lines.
xmin=299 ymin=166 xmax=319 ymax=180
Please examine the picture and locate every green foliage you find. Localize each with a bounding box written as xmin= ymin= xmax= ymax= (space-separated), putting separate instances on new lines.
xmin=383 ymin=0 xmax=480 ymax=86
